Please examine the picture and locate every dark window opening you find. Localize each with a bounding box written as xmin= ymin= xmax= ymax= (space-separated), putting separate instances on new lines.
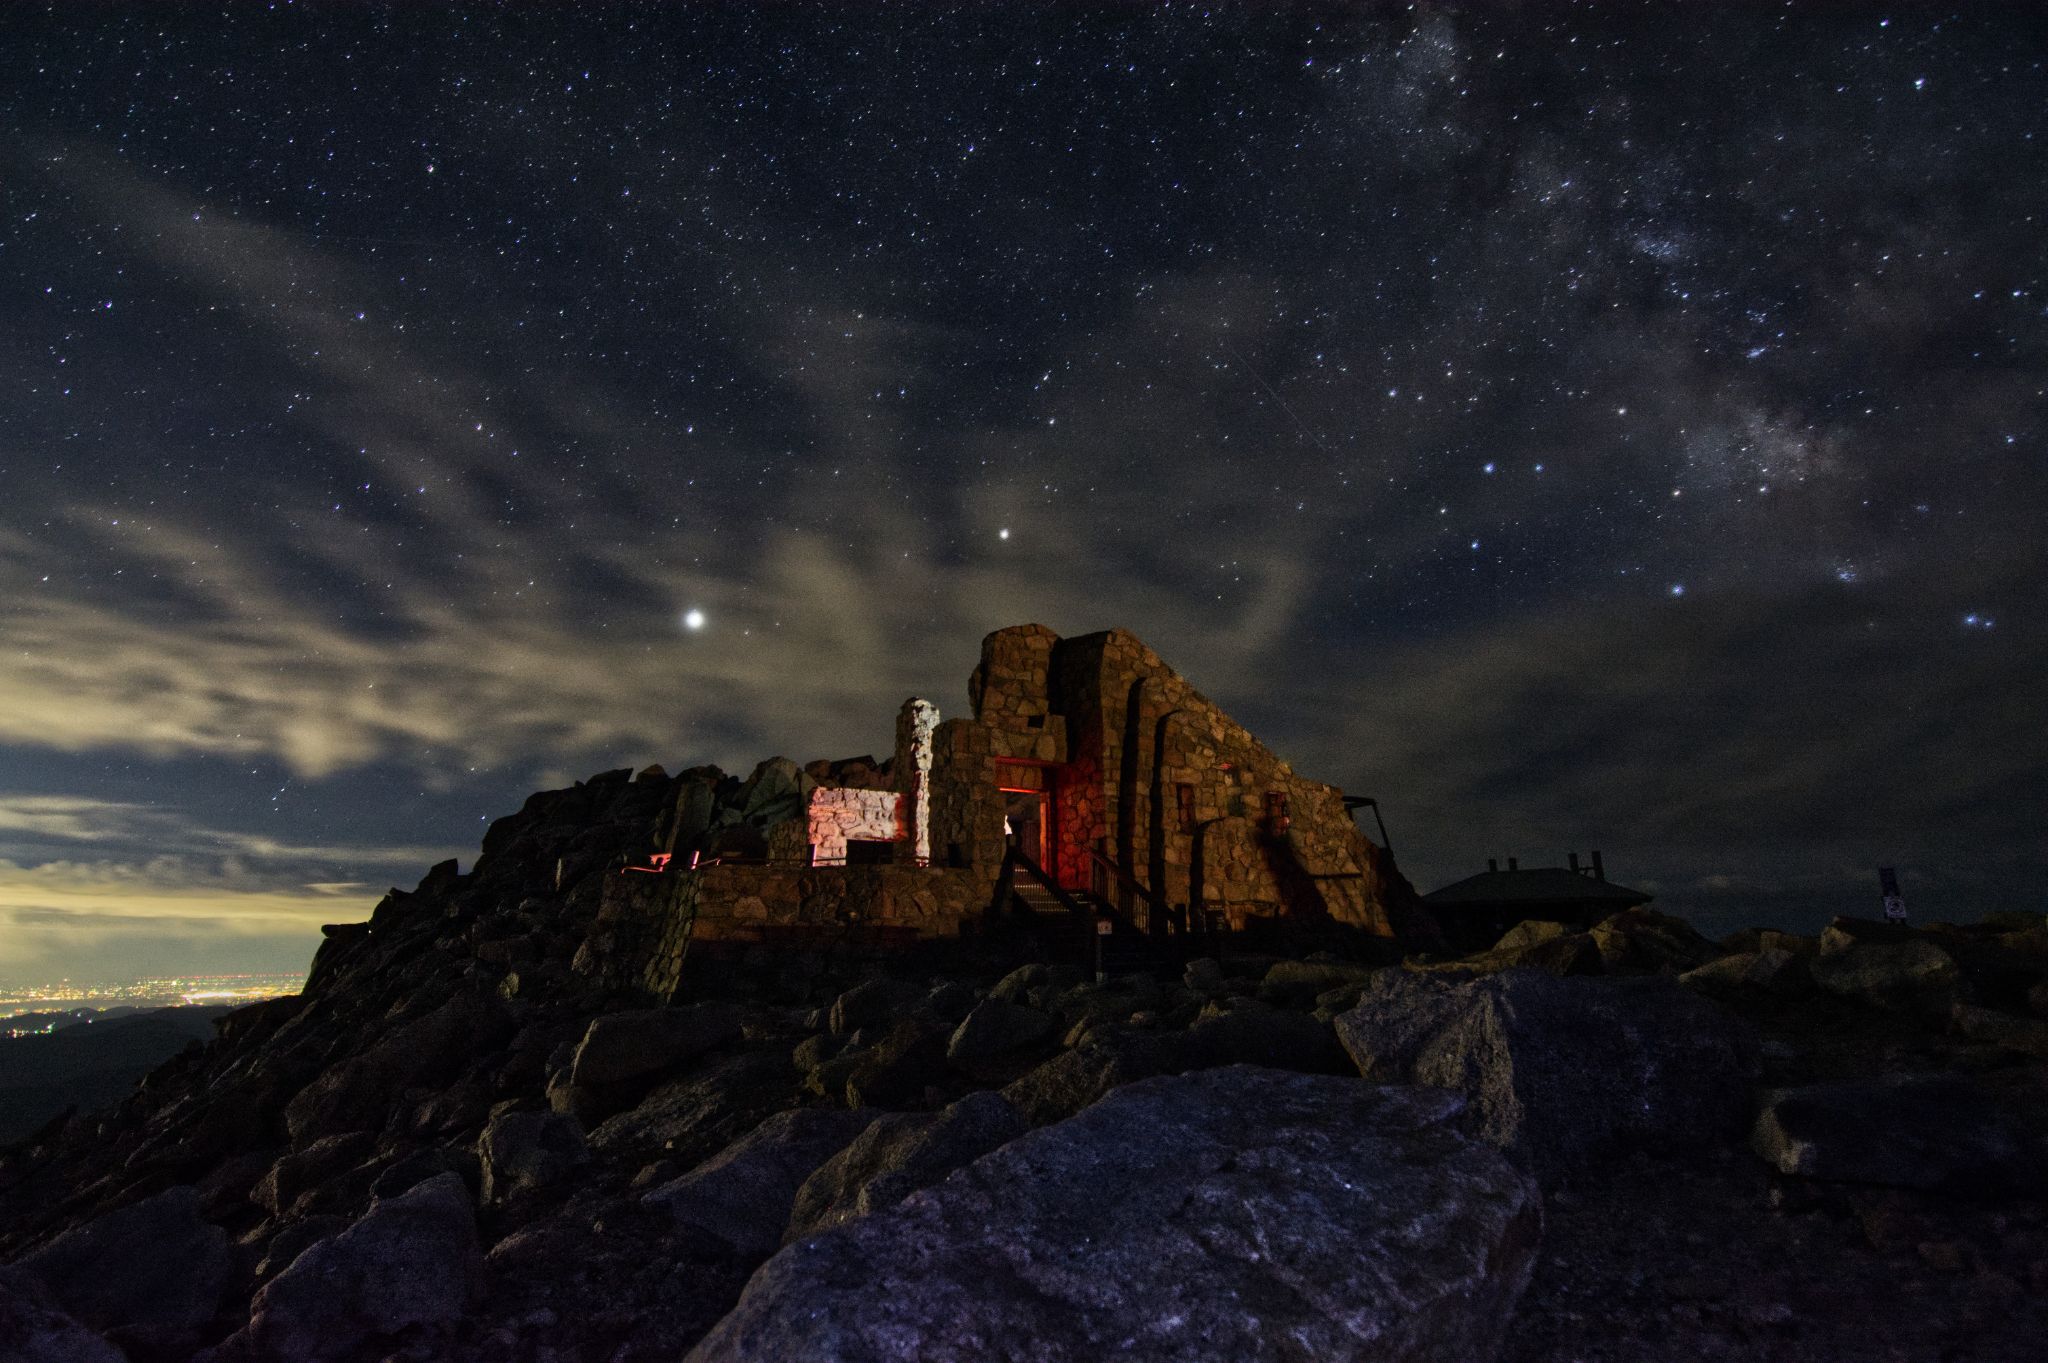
xmin=845 ymin=839 xmax=894 ymax=866
xmin=1177 ymin=783 xmax=1197 ymax=833
xmin=1265 ymin=791 xmax=1291 ymax=833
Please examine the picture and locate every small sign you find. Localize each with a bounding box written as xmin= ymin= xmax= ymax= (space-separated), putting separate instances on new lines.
xmin=1096 ymin=918 xmax=1114 ymax=936
xmin=1878 ymin=867 xmax=1907 ymax=922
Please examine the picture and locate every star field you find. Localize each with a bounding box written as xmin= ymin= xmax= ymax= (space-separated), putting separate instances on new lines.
xmin=1 ymin=3 xmax=2043 ymax=978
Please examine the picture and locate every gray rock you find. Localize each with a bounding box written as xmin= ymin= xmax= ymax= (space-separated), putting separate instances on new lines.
xmin=18 ymin=1184 xmax=229 ymax=1344
xmin=1492 ymin=920 xmax=1570 ymax=952
xmin=1334 ymin=969 xmax=1756 ymax=1183
xmin=686 ymin=1067 xmax=1542 ymax=1363
xmin=1950 ymin=1003 xmax=2048 ymax=1057
xmin=1680 ymin=947 xmax=1810 ymax=998
xmin=1752 ymin=1073 xmax=2048 ymax=1194
xmin=0 ymin=1267 xmax=126 ymax=1363
xmin=567 ymin=1003 xmax=743 ymax=1090
xmin=252 ymin=1132 xmax=376 ymax=1216
xmin=827 ymin=978 xmax=924 ymax=1037
xmin=988 ymin=962 xmax=1049 ymax=1004
xmin=643 ymin=1107 xmax=877 ymax=1257
xmin=737 ymin=756 xmax=812 ymax=826
xmin=478 ymin=1109 xmax=589 ymax=1203
xmin=786 ymin=1091 xmax=1028 ymax=1241
xmin=946 ymin=998 xmax=1056 ymax=1072
xmin=231 ymin=1171 xmax=483 ymax=1362
xmin=1182 ymin=958 xmax=1225 ymax=994
xmin=1809 ymin=940 xmax=1965 ymax=1015
xmin=1001 ymin=1025 xmax=1190 ymax=1126
xmin=923 ymin=980 xmax=981 ymax=1024
xmin=588 ymin=1051 xmax=795 ymax=1163
xmin=841 ymin=1018 xmax=948 ymax=1109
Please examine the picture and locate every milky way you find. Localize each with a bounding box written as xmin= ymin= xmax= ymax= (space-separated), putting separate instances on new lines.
xmin=2 ymin=4 xmax=2043 ymax=978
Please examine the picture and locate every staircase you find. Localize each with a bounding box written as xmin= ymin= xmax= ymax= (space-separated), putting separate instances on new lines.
xmin=1001 ymin=855 xmax=1166 ymax=978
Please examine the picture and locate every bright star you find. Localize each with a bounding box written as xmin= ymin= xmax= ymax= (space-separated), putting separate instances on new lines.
xmin=683 ymin=609 xmax=706 ymax=631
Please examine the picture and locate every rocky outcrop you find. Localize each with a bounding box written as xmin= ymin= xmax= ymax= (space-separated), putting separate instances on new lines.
xmin=686 ymin=1067 xmax=1541 ymax=1363
xmin=1335 ymin=970 xmax=1756 ymax=1183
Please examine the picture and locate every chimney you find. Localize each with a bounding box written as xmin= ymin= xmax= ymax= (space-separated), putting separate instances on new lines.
xmin=1592 ymin=850 xmax=1606 ymax=881
xmin=1487 ymin=858 xmax=1498 ymax=873
xmin=1568 ymin=851 xmax=1581 ymax=874
xmin=1507 ymin=856 xmax=1519 ymax=871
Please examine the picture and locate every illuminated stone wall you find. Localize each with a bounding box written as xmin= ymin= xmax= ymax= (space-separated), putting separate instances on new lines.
xmin=805 ymin=787 xmax=908 ymax=866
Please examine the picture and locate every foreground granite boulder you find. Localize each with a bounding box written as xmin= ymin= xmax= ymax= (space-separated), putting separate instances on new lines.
xmin=1751 ymin=1073 xmax=2048 ymax=1195
xmin=212 ymin=1171 xmax=484 ymax=1362
xmin=642 ymin=1107 xmax=876 ymax=1257
xmin=785 ymin=1091 xmax=1028 ymax=1241
xmin=15 ymin=1183 xmax=229 ymax=1353
xmin=686 ymin=1067 xmax=1541 ymax=1363
xmin=0 ymin=1267 xmax=126 ymax=1363
xmin=1335 ymin=969 xmax=1756 ymax=1183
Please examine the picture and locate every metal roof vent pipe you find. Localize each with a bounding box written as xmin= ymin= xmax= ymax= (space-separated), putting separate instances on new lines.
xmin=1487 ymin=858 xmax=1499 ymax=873
xmin=1569 ymin=851 xmax=1581 ymax=874
xmin=1507 ymin=856 xmax=1519 ymax=871
xmin=1592 ymin=850 xmax=1606 ymax=881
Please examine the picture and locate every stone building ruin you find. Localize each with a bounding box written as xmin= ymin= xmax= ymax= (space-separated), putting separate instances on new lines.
xmin=586 ymin=625 xmax=1419 ymax=998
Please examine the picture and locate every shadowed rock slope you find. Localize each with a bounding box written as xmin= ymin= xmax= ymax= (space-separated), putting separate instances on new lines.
xmin=2 ymin=764 xmax=2045 ymax=1361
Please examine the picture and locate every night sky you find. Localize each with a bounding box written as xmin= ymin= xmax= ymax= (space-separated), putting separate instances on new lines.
xmin=3 ymin=3 xmax=2044 ymax=983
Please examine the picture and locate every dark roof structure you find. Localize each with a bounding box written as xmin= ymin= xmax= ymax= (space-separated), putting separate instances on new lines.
xmin=1420 ymin=853 xmax=1652 ymax=951
xmin=1424 ymin=866 xmax=1650 ymax=911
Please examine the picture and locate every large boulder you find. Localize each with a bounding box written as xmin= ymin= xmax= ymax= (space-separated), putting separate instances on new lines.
xmin=477 ymin=1109 xmax=590 ymax=1203
xmin=686 ymin=1068 xmax=1541 ymax=1363
xmin=1809 ymin=939 xmax=1965 ymax=1016
xmin=0 ymin=1267 xmax=126 ymax=1363
xmin=945 ymin=999 xmax=1056 ymax=1074
xmin=229 ymin=1171 xmax=484 ymax=1362
xmin=16 ymin=1184 xmax=229 ymax=1351
xmin=786 ymin=1091 xmax=1028 ymax=1241
xmin=1752 ymin=1073 xmax=2048 ymax=1195
xmin=567 ymin=1004 xmax=743 ymax=1090
xmin=642 ymin=1107 xmax=876 ymax=1258
xmin=1334 ymin=969 xmax=1756 ymax=1183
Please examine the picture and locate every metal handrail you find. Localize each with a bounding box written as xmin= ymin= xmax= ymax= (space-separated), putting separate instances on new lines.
xmin=1003 ymin=846 xmax=1093 ymax=920
xmin=1084 ymin=846 xmax=1170 ymax=936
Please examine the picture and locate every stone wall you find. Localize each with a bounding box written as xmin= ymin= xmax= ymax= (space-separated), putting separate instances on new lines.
xmin=805 ymin=787 xmax=908 ymax=866
xmin=640 ymin=864 xmax=986 ymax=999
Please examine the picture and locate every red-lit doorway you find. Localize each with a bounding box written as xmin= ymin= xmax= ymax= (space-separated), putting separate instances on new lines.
xmin=995 ymin=759 xmax=1057 ymax=875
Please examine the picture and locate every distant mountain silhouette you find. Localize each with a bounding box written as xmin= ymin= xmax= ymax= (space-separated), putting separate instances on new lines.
xmin=0 ymin=1006 xmax=227 ymax=1144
